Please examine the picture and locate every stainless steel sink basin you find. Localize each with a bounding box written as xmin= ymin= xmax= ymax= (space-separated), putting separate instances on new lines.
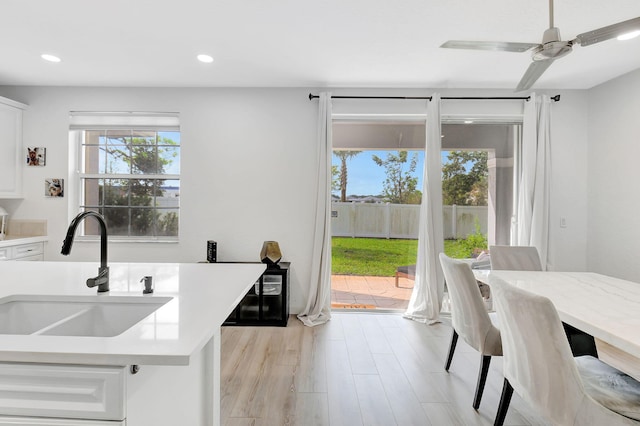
xmin=0 ymin=295 xmax=172 ymax=337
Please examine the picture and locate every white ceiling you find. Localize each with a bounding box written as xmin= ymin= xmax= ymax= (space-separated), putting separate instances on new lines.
xmin=2 ymin=0 xmax=640 ymax=90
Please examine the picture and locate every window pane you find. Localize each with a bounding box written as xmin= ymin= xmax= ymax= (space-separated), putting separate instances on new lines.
xmin=130 ymin=179 xmax=155 ymax=206
xmin=130 ymin=208 xmax=156 ymax=236
xmin=104 ymin=142 xmax=131 ymax=174
xmin=130 ymin=145 xmax=159 ymax=174
xmin=104 ymin=179 xmax=130 ymax=206
xmin=103 ymin=207 xmax=130 ymax=236
xmin=83 ymin=178 xmax=102 ymax=207
xmin=159 ymin=146 xmax=180 ymax=174
xmin=157 ymin=180 xmax=179 ymax=208
xmin=157 ymin=209 xmax=179 ymax=236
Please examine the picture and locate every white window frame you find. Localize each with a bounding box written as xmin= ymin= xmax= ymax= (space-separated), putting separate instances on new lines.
xmin=68 ymin=112 xmax=180 ymax=243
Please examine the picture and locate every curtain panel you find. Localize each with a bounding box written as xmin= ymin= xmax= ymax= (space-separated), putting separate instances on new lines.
xmin=298 ymin=92 xmax=333 ymax=327
xmin=404 ymin=94 xmax=445 ymax=324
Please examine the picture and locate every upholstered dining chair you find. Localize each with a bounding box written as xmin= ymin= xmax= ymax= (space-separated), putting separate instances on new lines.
xmin=489 ymin=245 xmax=543 ymax=271
xmin=490 ymin=276 xmax=640 ymax=426
xmin=439 ymin=253 xmax=502 ymax=410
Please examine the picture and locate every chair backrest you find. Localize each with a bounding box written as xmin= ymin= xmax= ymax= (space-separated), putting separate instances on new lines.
xmin=439 ymin=253 xmax=500 ymax=354
xmin=489 ymin=245 xmax=543 ymax=271
xmin=490 ymin=276 xmax=587 ymax=425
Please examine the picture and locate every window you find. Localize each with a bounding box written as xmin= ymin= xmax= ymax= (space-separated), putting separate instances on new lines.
xmin=69 ymin=113 xmax=180 ymax=240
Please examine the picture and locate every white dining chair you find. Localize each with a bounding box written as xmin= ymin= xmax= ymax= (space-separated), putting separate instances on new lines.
xmin=439 ymin=253 xmax=502 ymax=409
xmin=490 ymin=276 xmax=640 ymax=426
xmin=489 ymin=245 xmax=543 ymax=271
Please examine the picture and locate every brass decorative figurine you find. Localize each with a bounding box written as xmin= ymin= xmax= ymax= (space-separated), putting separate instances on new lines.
xmin=260 ymin=241 xmax=282 ymax=268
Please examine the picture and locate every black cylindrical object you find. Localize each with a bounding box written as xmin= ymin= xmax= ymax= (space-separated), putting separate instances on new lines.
xmin=207 ymin=240 xmax=217 ymax=263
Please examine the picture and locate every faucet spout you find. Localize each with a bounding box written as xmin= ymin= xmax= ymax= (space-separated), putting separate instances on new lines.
xmin=61 ymin=211 xmax=110 ymax=292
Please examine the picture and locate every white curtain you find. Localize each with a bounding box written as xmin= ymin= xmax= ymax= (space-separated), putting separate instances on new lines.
xmin=512 ymin=93 xmax=552 ymax=269
xmin=404 ymin=94 xmax=445 ymax=324
xmin=298 ymin=92 xmax=333 ymax=327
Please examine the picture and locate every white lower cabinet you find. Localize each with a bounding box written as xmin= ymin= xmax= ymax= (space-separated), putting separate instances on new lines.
xmin=0 ymin=242 xmax=44 ymax=261
xmin=0 ymin=340 xmax=213 ymax=426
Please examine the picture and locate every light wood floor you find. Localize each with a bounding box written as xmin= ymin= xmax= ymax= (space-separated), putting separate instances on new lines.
xmin=221 ymin=312 xmax=549 ymax=426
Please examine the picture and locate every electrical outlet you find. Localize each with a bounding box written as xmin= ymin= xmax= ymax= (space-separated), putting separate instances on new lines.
xmin=560 ymin=217 xmax=567 ymax=228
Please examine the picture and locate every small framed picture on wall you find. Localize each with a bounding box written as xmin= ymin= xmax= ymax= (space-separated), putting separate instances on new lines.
xmin=45 ymin=178 xmax=64 ymax=197
xmin=27 ymin=147 xmax=46 ymax=166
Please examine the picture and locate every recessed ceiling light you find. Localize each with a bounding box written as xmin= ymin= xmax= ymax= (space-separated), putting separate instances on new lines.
xmin=197 ymin=54 xmax=214 ymax=63
xmin=41 ymin=54 xmax=61 ymax=63
xmin=617 ymin=30 xmax=640 ymax=41
xmin=464 ymin=120 xmax=474 ymax=124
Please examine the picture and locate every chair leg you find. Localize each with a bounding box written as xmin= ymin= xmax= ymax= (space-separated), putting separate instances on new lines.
xmin=444 ymin=330 xmax=458 ymax=371
xmin=494 ymin=378 xmax=514 ymax=426
xmin=473 ymin=355 xmax=492 ymax=409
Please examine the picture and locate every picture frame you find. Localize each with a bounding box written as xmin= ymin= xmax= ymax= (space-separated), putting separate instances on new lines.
xmin=27 ymin=147 xmax=46 ymax=166
xmin=44 ymin=178 xmax=64 ymax=197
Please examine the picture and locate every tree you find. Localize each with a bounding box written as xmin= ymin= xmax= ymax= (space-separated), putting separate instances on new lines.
xmin=100 ymin=133 xmax=179 ymax=236
xmin=441 ymin=151 xmax=488 ymax=206
xmin=372 ymin=151 xmax=420 ymax=204
xmin=331 ymin=165 xmax=340 ymax=194
xmin=334 ymin=150 xmax=361 ymax=202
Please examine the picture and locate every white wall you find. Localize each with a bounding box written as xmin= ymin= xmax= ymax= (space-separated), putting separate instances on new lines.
xmin=587 ymin=69 xmax=640 ymax=281
xmin=0 ymin=85 xmax=592 ymax=313
xmin=0 ymin=87 xmax=318 ymax=313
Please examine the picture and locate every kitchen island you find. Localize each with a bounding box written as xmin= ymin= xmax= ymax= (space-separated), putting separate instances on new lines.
xmin=0 ymin=261 xmax=265 ymax=425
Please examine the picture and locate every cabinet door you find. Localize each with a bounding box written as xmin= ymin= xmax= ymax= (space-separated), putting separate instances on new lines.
xmin=0 ymin=97 xmax=26 ymax=198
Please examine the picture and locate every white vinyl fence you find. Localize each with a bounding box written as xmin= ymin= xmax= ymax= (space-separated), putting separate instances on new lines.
xmin=331 ymin=202 xmax=487 ymax=240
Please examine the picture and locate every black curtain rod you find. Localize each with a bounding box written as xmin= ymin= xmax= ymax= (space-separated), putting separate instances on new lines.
xmin=308 ymin=93 xmax=561 ymax=102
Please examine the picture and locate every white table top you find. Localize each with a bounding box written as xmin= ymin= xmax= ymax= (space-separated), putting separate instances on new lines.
xmin=475 ymin=270 xmax=640 ymax=360
xmin=0 ymin=261 xmax=265 ymax=366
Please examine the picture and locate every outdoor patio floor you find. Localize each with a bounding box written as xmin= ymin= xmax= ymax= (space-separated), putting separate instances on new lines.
xmin=331 ymin=274 xmax=415 ymax=310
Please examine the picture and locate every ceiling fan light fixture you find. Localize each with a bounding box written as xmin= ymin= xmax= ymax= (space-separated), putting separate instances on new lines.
xmin=617 ymin=30 xmax=640 ymax=41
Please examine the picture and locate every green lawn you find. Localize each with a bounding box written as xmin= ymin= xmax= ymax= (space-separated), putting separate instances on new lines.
xmin=332 ymin=237 xmax=479 ymax=276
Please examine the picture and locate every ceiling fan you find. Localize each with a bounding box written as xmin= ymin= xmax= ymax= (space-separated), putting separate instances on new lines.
xmin=440 ymin=0 xmax=640 ymax=92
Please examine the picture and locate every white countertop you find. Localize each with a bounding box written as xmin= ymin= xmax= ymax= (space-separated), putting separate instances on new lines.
xmin=0 ymin=261 xmax=265 ymax=366
xmin=0 ymin=235 xmax=48 ymax=248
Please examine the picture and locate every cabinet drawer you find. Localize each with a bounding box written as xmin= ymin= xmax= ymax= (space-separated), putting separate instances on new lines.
xmin=12 ymin=243 xmax=43 ymax=259
xmin=0 ymin=363 xmax=126 ymax=421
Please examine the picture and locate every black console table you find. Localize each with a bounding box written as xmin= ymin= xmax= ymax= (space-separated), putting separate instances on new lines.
xmin=223 ymin=262 xmax=290 ymax=327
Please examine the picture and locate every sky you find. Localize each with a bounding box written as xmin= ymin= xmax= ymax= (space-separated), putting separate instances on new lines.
xmin=332 ymin=150 xmax=449 ymax=197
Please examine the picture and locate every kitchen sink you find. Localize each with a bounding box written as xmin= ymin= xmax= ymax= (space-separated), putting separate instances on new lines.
xmin=0 ymin=295 xmax=172 ymax=337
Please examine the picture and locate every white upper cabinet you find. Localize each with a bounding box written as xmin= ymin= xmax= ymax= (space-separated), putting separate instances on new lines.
xmin=0 ymin=96 xmax=27 ymax=198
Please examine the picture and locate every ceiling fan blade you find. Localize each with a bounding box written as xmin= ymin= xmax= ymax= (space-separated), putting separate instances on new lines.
xmin=515 ymin=60 xmax=555 ymax=92
xmin=574 ymin=16 xmax=640 ymax=46
xmin=440 ymin=40 xmax=540 ymax=53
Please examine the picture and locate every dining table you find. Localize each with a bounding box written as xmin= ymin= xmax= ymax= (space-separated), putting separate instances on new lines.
xmin=473 ymin=269 xmax=640 ymax=381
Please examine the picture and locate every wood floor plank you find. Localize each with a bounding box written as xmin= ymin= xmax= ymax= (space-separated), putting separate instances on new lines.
xmin=293 ymin=392 xmax=330 ymax=426
xmin=341 ymin=314 xmax=379 ymax=374
xmin=353 ymin=374 xmax=398 ymax=426
xmin=221 ymin=313 xmax=547 ymax=426
xmin=422 ymin=402 xmax=467 ymax=425
xmin=325 ymin=339 xmax=364 ymax=426
xmin=294 ymin=324 xmax=328 ymax=393
xmin=373 ymin=353 xmax=433 ymax=425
